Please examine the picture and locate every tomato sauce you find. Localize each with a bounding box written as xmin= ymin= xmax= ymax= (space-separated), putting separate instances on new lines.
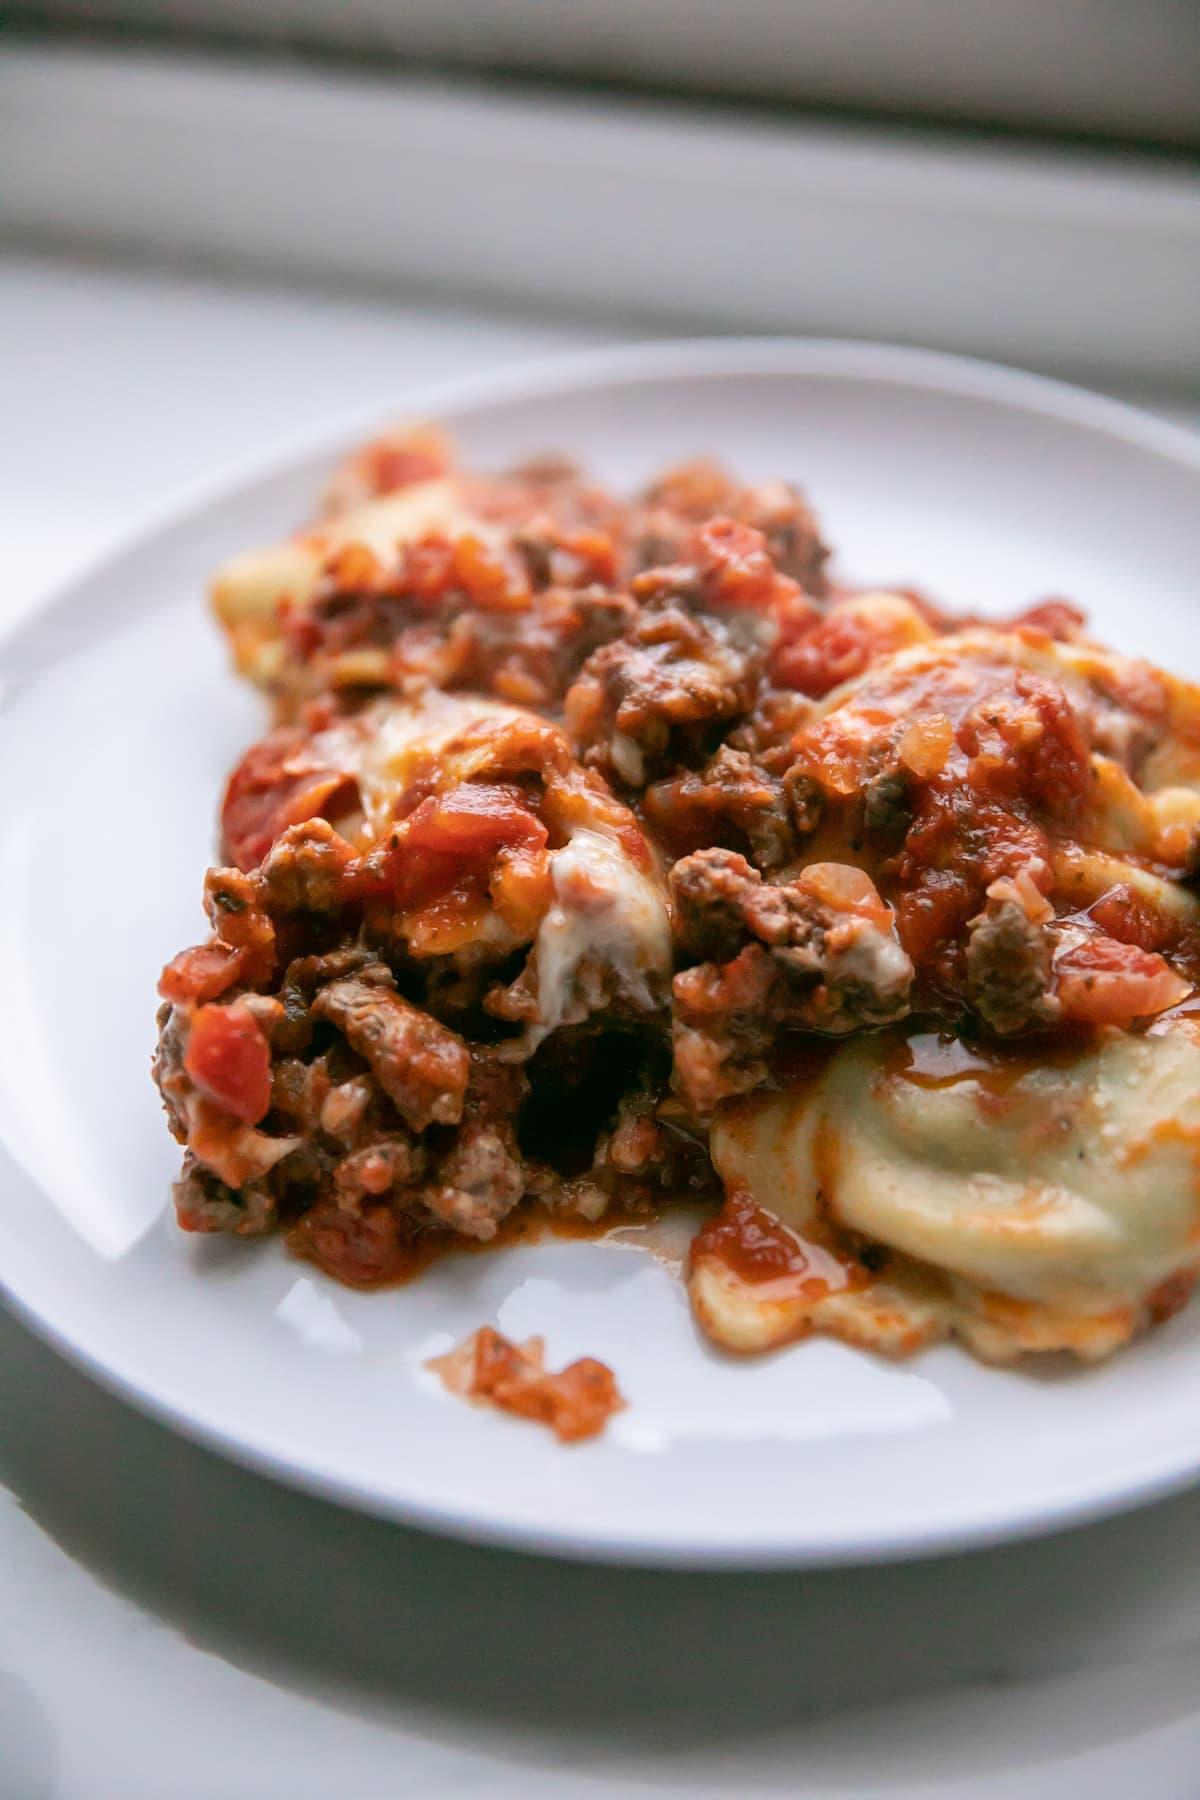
xmin=288 ymin=1199 xmax=690 ymax=1292
xmin=690 ymin=1188 xmax=862 ymax=1299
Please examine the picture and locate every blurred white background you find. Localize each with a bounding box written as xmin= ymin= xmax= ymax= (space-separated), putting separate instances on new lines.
xmin=3 ymin=1 xmax=1198 ymax=382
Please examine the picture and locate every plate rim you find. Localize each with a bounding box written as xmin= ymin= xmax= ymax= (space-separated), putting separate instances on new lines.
xmin=4 ymin=335 xmax=1200 ymax=1570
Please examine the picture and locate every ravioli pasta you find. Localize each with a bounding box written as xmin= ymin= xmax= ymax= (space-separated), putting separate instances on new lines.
xmin=699 ymin=1021 xmax=1200 ymax=1362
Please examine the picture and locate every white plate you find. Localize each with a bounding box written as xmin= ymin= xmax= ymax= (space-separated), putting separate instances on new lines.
xmin=3 ymin=340 xmax=1200 ymax=1569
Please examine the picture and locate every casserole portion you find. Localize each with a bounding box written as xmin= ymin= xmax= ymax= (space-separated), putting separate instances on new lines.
xmin=157 ymin=432 xmax=1200 ymax=1368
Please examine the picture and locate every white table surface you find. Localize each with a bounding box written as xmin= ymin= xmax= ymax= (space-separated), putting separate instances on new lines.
xmin=3 ymin=253 xmax=1200 ymax=1800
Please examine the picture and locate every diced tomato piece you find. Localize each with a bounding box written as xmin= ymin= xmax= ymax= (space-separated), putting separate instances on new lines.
xmin=688 ymin=517 xmax=799 ymax=612
xmin=467 ymin=1327 xmax=623 ymax=1443
xmin=1088 ymin=883 xmax=1178 ymax=955
xmin=158 ymin=942 xmax=244 ymax=1005
xmin=402 ymin=783 xmax=548 ymax=857
xmin=386 ymin=846 xmax=467 ymax=916
xmin=958 ymin=673 xmax=1091 ymax=822
xmin=222 ymin=730 xmax=308 ymax=869
xmin=1055 ymin=934 xmax=1191 ymax=1026
xmin=297 ymin=694 xmax=346 ymax=734
xmin=451 ymin=535 xmax=529 ymax=611
xmin=322 ymin=540 xmax=382 ymax=593
xmin=497 ymin=1355 xmax=622 ymax=1443
xmin=184 ymin=1001 xmax=273 ymax=1124
xmin=768 ymin=592 xmax=824 ymax=677
xmin=221 ymin=731 xmax=359 ymax=870
xmin=1015 ymin=675 xmax=1093 ymax=818
xmin=387 ymin=783 xmax=549 ymax=919
xmin=469 ymin=1325 xmax=532 ymax=1395
xmin=379 ymin=529 xmax=529 ymax=614
xmin=772 ymin=611 xmax=874 ymax=696
xmin=279 ymin=601 xmax=323 ymax=663
xmin=361 ymin=440 xmax=449 ymax=494
xmin=1007 ymin=598 xmax=1086 ymax=641
xmin=558 ymin=527 xmax=618 ymax=585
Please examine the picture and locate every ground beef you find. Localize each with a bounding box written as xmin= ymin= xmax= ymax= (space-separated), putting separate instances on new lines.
xmin=668 ymin=849 xmax=914 ymax=1112
xmin=965 ymin=895 xmax=1060 ymax=1035
xmin=307 ymin=579 xmax=636 ymax=711
xmin=733 ymin=479 xmax=830 ymax=594
xmin=422 ymin=1054 xmax=528 ymax=1239
xmin=670 ymin=847 xmax=764 ymax=964
xmin=334 ymin=1136 xmax=425 ymax=1203
xmin=156 ymin=689 xmax=677 ymax=1260
xmin=173 ymin=1155 xmax=279 ymax=1236
xmin=565 ymin=605 xmax=762 ymax=787
xmin=724 ymin=688 xmax=816 ymax=773
xmin=861 ymin=769 xmax=913 ymax=845
xmin=288 ymin=1198 xmax=417 ymax=1287
xmin=545 ymin=1074 xmax=721 ymax=1219
xmin=423 ymin=1134 xmax=524 ymax=1237
xmin=152 ymin=1001 xmax=191 ymax=1144
xmin=281 ymin=1058 xmax=532 ymax=1277
xmin=671 ymin=945 xmax=780 ymax=1116
xmin=643 ymin=745 xmax=796 ymax=869
xmin=256 ymin=1053 xmax=532 ymax=1279
xmin=273 ymin=946 xmax=380 ymax=1052
xmin=312 ymin=977 xmax=470 ymax=1131
xmin=782 ymin=766 xmax=825 ymax=836
xmin=258 ymin=818 xmax=358 ymax=914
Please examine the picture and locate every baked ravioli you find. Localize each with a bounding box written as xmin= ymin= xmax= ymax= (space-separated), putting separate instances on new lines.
xmin=155 ymin=427 xmax=1200 ymax=1366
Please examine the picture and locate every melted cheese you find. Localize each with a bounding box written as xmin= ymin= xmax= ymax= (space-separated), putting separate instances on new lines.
xmin=307 ymin=692 xmax=671 ymax=1033
xmin=527 ymin=827 xmax=673 ymax=1047
xmin=698 ymin=1023 xmax=1200 ymax=1362
xmin=350 ymin=690 xmax=530 ymax=842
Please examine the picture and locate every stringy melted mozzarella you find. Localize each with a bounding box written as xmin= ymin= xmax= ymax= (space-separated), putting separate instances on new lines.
xmin=527 ymin=828 xmax=672 ymax=1047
